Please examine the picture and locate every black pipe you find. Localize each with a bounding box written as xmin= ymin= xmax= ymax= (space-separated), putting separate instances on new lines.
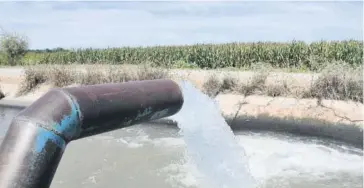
xmin=0 ymin=79 xmax=183 ymax=188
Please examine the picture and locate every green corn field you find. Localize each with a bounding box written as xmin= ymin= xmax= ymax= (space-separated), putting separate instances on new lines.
xmin=2 ymin=40 xmax=363 ymax=70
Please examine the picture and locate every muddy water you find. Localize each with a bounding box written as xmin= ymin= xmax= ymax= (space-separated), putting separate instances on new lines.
xmin=0 ymin=106 xmax=362 ymax=188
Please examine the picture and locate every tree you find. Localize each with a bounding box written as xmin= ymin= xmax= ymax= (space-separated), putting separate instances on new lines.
xmin=0 ymin=27 xmax=29 ymax=66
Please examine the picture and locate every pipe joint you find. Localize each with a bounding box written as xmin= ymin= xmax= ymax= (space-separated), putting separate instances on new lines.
xmin=15 ymin=88 xmax=82 ymax=142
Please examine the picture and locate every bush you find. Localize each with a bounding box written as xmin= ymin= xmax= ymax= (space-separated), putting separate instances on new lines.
xmin=135 ymin=64 xmax=170 ymax=81
xmin=17 ymin=65 xmax=173 ymax=95
xmin=0 ymin=31 xmax=29 ymax=66
xmin=220 ymin=75 xmax=239 ymax=92
xmin=77 ymin=67 xmax=107 ymax=85
xmin=202 ymin=74 xmax=222 ymax=97
xmin=304 ymin=62 xmax=363 ymax=103
xmin=239 ymin=72 xmax=268 ymax=96
xmin=105 ymin=65 xmax=135 ymax=83
xmin=238 ymin=63 xmax=271 ymax=96
xmin=47 ymin=65 xmax=77 ymax=87
xmin=17 ymin=66 xmax=47 ymax=96
xmin=265 ymin=81 xmax=290 ymax=97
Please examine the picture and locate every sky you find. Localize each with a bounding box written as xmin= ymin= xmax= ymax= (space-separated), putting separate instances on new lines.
xmin=0 ymin=1 xmax=363 ymax=49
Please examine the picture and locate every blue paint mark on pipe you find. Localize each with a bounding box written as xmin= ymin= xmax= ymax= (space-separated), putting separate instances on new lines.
xmin=35 ymin=128 xmax=66 ymax=153
xmin=54 ymin=96 xmax=80 ymax=140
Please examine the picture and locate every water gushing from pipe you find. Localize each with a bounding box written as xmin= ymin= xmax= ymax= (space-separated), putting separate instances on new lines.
xmin=170 ymin=81 xmax=255 ymax=188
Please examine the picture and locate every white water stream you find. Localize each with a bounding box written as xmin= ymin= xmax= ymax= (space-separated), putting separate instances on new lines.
xmin=170 ymin=81 xmax=255 ymax=188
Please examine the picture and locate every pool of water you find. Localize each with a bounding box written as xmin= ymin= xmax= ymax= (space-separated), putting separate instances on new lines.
xmin=0 ymin=106 xmax=363 ymax=188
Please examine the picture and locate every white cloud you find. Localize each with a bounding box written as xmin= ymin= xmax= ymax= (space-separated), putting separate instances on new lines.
xmin=0 ymin=1 xmax=362 ymax=49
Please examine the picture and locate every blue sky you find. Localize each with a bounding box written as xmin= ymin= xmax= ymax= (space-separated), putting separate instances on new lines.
xmin=0 ymin=1 xmax=362 ymax=49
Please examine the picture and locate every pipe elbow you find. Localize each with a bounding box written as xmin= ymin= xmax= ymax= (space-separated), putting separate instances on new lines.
xmin=12 ymin=79 xmax=183 ymax=142
xmin=15 ymin=88 xmax=82 ymax=142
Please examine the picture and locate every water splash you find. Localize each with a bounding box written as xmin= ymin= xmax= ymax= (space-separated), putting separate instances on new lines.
xmin=170 ymin=81 xmax=255 ymax=188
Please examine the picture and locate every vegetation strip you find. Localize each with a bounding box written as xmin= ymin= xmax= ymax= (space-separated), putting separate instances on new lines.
xmin=7 ymin=63 xmax=361 ymax=103
xmin=0 ymin=32 xmax=362 ymax=71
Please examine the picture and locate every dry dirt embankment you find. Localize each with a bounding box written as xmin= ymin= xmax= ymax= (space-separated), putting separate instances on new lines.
xmin=0 ymin=67 xmax=363 ymax=146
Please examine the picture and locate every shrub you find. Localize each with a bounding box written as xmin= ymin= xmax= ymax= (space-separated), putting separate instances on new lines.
xmin=0 ymin=31 xmax=29 ymax=66
xmin=17 ymin=66 xmax=47 ymax=96
xmin=47 ymin=65 xmax=77 ymax=87
xmin=304 ymin=62 xmax=363 ymax=103
xmin=265 ymin=81 xmax=290 ymax=97
xmin=77 ymin=67 xmax=107 ymax=85
xmin=202 ymin=74 xmax=222 ymax=97
xmin=239 ymin=63 xmax=271 ymax=96
xmin=135 ymin=64 xmax=170 ymax=81
xmin=220 ymin=75 xmax=239 ymax=92
xmin=105 ymin=65 xmax=135 ymax=83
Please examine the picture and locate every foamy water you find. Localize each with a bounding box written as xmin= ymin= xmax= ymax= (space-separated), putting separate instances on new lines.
xmin=170 ymin=81 xmax=256 ymax=188
xmin=71 ymin=126 xmax=362 ymax=188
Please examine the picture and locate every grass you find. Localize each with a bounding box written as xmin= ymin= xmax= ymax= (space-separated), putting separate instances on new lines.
xmin=303 ymin=62 xmax=363 ymax=103
xmin=16 ymin=64 xmax=170 ymax=96
xmin=14 ymin=62 xmax=363 ymax=103
xmin=17 ymin=66 xmax=47 ymax=96
xmin=48 ymin=65 xmax=77 ymax=87
xmin=202 ymin=74 xmax=223 ymax=97
xmin=202 ymin=62 xmax=363 ymax=103
xmin=238 ymin=72 xmax=269 ymax=96
xmin=265 ymin=81 xmax=291 ymax=97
